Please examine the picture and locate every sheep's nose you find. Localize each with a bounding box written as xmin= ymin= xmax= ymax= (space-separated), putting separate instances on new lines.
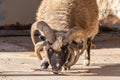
xmin=53 ymin=69 xmax=62 ymax=74
xmin=52 ymin=66 xmax=62 ymax=74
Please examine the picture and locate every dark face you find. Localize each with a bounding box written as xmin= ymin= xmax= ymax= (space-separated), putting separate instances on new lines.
xmin=47 ymin=46 xmax=68 ymax=74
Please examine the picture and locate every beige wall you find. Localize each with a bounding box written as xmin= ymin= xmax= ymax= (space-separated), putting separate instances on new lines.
xmin=5 ymin=0 xmax=40 ymax=25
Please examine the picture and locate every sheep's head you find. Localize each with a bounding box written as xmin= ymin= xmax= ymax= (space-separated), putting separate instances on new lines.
xmin=31 ymin=21 xmax=70 ymax=74
xmin=47 ymin=46 xmax=68 ymax=74
xmin=31 ymin=21 xmax=84 ymax=74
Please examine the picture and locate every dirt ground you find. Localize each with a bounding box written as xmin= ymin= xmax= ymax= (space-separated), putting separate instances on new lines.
xmin=0 ymin=28 xmax=120 ymax=80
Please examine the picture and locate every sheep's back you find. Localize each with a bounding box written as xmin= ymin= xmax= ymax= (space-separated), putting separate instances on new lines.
xmin=72 ymin=0 xmax=98 ymax=37
xmin=36 ymin=0 xmax=74 ymax=31
xmin=36 ymin=0 xmax=98 ymax=36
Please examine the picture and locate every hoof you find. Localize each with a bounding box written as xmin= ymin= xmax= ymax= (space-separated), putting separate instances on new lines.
xmin=83 ymin=59 xmax=90 ymax=66
xmin=40 ymin=62 xmax=49 ymax=69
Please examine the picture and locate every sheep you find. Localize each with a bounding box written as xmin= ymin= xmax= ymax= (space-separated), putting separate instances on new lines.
xmin=97 ymin=0 xmax=120 ymax=28
xmin=31 ymin=0 xmax=99 ymax=74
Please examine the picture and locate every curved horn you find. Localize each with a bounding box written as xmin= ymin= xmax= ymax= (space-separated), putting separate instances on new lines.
xmin=65 ymin=40 xmax=87 ymax=68
xmin=64 ymin=51 xmax=78 ymax=69
xmin=52 ymin=27 xmax=85 ymax=51
xmin=63 ymin=27 xmax=85 ymax=45
xmin=62 ymin=27 xmax=87 ymax=67
xmin=35 ymin=41 xmax=50 ymax=60
xmin=64 ymin=44 xmax=79 ymax=68
xmin=31 ymin=21 xmax=55 ymax=45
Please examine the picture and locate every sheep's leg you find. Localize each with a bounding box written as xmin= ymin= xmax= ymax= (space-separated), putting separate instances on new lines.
xmin=83 ymin=37 xmax=92 ymax=66
xmin=40 ymin=58 xmax=49 ymax=69
xmin=40 ymin=51 xmax=50 ymax=69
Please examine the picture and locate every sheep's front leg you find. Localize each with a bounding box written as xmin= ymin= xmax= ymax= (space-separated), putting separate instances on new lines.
xmin=83 ymin=37 xmax=92 ymax=66
xmin=40 ymin=58 xmax=49 ymax=69
xmin=40 ymin=47 xmax=49 ymax=69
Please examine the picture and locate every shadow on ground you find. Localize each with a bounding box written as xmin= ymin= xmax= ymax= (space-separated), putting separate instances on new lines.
xmin=89 ymin=64 xmax=120 ymax=76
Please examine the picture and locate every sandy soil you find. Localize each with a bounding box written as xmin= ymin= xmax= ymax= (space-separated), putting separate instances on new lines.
xmin=0 ymin=28 xmax=120 ymax=80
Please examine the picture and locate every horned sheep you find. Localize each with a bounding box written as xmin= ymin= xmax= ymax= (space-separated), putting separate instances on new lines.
xmin=31 ymin=0 xmax=99 ymax=74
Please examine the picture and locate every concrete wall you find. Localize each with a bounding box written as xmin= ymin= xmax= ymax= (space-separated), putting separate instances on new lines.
xmin=0 ymin=0 xmax=5 ymax=26
xmin=0 ymin=0 xmax=41 ymax=26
